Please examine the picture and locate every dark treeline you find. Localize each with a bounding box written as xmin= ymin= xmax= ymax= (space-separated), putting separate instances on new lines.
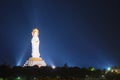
xmin=0 ymin=64 xmax=120 ymax=80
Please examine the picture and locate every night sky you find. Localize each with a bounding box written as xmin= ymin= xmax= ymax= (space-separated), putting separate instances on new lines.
xmin=0 ymin=0 xmax=119 ymax=69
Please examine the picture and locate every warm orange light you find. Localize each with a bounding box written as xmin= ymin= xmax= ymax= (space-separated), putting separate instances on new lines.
xmin=32 ymin=28 xmax=39 ymax=36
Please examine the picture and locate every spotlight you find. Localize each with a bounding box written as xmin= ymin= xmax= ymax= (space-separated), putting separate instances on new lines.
xmin=51 ymin=65 xmax=56 ymax=69
xmin=107 ymin=67 xmax=111 ymax=71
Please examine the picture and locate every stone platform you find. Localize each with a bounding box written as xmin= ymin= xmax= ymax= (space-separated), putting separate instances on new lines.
xmin=24 ymin=57 xmax=47 ymax=67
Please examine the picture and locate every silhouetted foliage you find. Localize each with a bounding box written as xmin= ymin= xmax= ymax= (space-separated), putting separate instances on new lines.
xmin=0 ymin=64 xmax=119 ymax=80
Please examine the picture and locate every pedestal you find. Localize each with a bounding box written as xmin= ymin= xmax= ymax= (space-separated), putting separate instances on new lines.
xmin=24 ymin=57 xmax=47 ymax=67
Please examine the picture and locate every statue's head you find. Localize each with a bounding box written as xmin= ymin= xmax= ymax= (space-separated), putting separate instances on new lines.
xmin=32 ymin=28 xmax=39 ymax=36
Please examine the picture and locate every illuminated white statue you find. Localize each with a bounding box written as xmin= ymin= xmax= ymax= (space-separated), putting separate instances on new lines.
xmin=31 ymin=28 xmax=40 ymax=58
xmin=24 ymin=28 xmax=46 ymax=67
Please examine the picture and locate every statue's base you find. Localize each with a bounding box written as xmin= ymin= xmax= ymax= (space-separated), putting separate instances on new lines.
xmin=24 ymin=57 xmax=47 ymax=67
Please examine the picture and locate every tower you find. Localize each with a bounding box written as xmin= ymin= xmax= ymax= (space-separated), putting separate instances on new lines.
xmin=24 ymin=28 xmax=47 ymax=67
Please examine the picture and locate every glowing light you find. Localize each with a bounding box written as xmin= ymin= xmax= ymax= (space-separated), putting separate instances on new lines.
xmin=16 ymin=76 xmax=21 ymax=80
xmin=107 ymin=67 xmax=111 ymax=71
xmin=34 ymin=77 xmax=37 ymax=80
xmin=16 ymin=62 xmax=20 ymax=66
xmin=102 ymin=75 xmax=105 ymax=78
xmin=51 ymin=65 xmax=56 ymax=69
xmin=17 ymin=59 xmax=22 ymax=66
xmin=90 ymin=67 xmax=95 ymax=71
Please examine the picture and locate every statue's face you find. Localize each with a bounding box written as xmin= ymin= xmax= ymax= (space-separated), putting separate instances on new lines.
xmin=32 ymin=28 xmax=39 ymax=36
